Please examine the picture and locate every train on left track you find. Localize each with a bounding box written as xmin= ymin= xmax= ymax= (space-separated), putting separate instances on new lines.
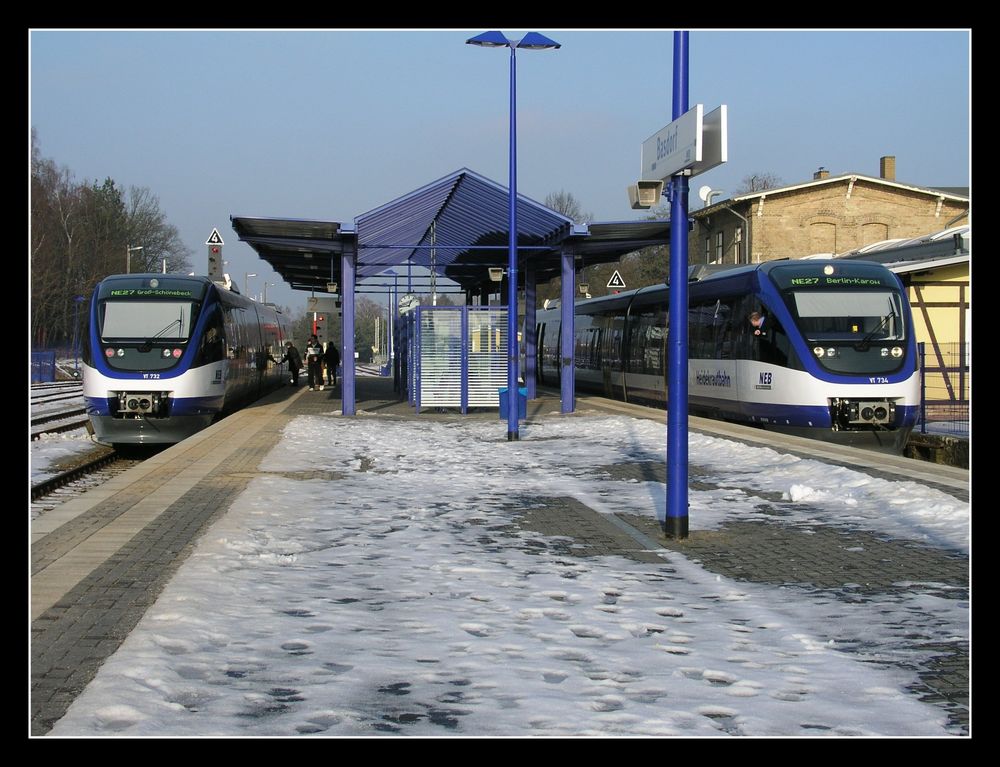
xmin=82 ymin=274 xmax=291 ymax=446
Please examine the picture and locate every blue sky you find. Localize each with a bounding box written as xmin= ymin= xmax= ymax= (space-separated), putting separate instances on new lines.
xmin=29 ymin=28 xmax=970 ymax=311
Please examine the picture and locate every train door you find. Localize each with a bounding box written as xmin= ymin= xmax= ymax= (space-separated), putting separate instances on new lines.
xmin=535 ymin=321 xmax=546 ymax=387
xmin=623 ymin=305 xmax=667 ymax=407
xmin=603 ymin=313 xmax=627 ymax=399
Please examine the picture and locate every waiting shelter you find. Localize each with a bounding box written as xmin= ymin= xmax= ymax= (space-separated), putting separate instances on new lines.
xmin=231 ymin=168 xmax=678 ymax=417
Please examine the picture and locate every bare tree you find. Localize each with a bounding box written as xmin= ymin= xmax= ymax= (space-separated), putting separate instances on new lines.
xmin=544 ymin=190 xmax=593 ymax=223
xmin=123 ymin=186 xmax=192 ymax=275
xmin=30 ymin=133 xmax=194 ymax=348
xmin=537 ymin=191 xmax=594 ymax=302
xmin=735 ymin=172 xmax=784 ymax=195
xmin=31 ymin=132 xmax=84 ymax=347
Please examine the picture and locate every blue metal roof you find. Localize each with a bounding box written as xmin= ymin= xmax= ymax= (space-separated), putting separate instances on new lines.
xmin=232 ymin=168 xmax=678 ymax=294
xmin=355 ymin=168 xmax=573 ymax=279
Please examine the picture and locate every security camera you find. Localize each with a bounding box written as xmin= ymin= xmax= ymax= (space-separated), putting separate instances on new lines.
xmin=628 ymin=180 xmax=664 ymax=210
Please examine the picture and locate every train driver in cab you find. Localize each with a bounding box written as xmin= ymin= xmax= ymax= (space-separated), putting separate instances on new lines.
xmin=749 ymin=311 xmax=767 ymax=337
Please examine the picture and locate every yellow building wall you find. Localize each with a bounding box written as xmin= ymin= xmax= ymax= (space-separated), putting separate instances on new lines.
xmin=906 ymin=263 xmax=969 ymax=346
xmin=904 ymin=262 xmax=969 ymax=404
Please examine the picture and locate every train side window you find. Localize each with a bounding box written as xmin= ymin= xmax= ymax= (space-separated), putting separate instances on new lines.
xmin=747 ymin=304 xmax=800 ymax=369
xmin=713 ymin=299 xmax=734 ymax=359
xmin=689 ymin=301 xmax=717 ymax=359
xmin=195 ymin=307 xmax=225 ymax=365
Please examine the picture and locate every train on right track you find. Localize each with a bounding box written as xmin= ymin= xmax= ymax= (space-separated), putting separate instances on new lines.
xmin=536 ymin=259 xmax=919 ymax=453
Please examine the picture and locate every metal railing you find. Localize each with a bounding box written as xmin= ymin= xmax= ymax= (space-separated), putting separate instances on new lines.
xmin=31 ymin=351 xmax=57 ymax=383
xmin=918 ymin=342 xmax=970 ymax=437
xmin=30 ymin=348 xmax=83 ymax=383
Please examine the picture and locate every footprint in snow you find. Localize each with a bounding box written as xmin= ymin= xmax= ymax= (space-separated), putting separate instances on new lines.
xmin=460 ymin=623 xmax=491 ymax=637
xmin=590 ymin=695 xmax=625 ymax=712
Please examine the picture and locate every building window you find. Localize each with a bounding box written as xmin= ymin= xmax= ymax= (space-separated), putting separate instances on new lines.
xmin=705 ymin=236 xmax=711 ymax=263
xmin=715 ymin=231 xmax=724 ymax=263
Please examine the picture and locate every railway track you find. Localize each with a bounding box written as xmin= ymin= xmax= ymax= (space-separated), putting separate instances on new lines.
xmin=30 ymin=382 xmax=158 ymax=518
xmin=30 ymin=449 xmax=144 ymax=517
xmin=31 ymin=410 xmax=90 ymax=439
xmin=31 ymin=382 xmax=89 ymax=439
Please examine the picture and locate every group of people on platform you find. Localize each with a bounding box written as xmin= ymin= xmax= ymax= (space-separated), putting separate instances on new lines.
xmin=276 ymin=314 xmax=765 ymax=393
xmin=279 ymin=336 xmax=340 ymax=391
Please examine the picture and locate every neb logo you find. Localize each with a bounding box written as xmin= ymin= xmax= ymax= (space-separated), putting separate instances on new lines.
xmin=759 ymin=372 xmax=772 ymax=385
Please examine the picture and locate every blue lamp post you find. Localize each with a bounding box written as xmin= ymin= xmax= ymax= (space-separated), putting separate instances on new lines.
xmin=72 ymin=294 xmax=86 ymax=376
xmin=467 ymin=30 xmax=560 ymax=441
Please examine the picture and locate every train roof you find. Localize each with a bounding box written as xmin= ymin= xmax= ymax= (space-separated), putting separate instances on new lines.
xmin=94 ymin=273 xmax=279 ymax=311
xmin=543 ymin=258 xmax=897 ymax=314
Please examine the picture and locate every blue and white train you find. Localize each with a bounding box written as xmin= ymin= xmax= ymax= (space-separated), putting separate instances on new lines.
xmin=536 ymin=259 xmax=920 ymax=453
xmin=82 ymin=274 xmax=291 ymax=446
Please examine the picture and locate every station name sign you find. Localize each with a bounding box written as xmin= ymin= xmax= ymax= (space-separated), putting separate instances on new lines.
xmin=641 ymin=104 xmax=727 ymax=182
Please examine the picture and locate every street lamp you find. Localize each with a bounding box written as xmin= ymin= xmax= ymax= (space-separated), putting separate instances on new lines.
xmin=126 ymin=244 xmax=143 ymax=274
xmin=72 ymin=295 xmax=86 ymax=376
xmin=467 ymin=30 xmax=560 ymax=441
xmin=245 ymin=272 xmax=257 ymax=297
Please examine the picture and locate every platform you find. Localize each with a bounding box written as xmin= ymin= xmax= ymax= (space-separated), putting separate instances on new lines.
xmin=30 ymin=375 xmax=970 ymax=736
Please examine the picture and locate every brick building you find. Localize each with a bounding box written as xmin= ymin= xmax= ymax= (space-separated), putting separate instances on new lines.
xmin=689 ymin=156 xmax=969 ymax=265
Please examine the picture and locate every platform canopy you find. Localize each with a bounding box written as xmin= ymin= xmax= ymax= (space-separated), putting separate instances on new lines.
xmin=232 ymin=168 xmax=677 ymax=295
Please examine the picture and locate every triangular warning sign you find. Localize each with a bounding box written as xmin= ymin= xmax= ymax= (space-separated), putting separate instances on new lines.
xmin=607 ymin=270 xmax=627 ymax=289
xmin=206 ymin=228 xmax=225 ymax=246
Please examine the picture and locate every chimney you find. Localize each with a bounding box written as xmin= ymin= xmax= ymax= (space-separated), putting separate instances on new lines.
xmin=813 ymin=166 xmax=830 ymax=180
xmin=880 ymin=155 xmax=896 ymax=181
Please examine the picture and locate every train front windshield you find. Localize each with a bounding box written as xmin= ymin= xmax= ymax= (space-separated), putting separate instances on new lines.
xmin=95 ymin=280 xmax=207 ymax=371
xmin=101 ymin=302 xmax=194 ymax=341
xmin=769 ymin=264 xmax=910 ymax=375
xmin=790 ymin=291 xmax=905 ymax=343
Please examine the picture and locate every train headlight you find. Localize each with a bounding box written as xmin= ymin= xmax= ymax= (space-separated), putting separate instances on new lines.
xmin=890 ymin=346 xmax=903 ymax=358
xmin=813 ymin=347 xmax=825 ymax=358
xmin=116 ymin=348 xmax=125 ymax=357
xmin=826 ymin=347 xmax=837 ymax=358
xmin=881 ymin=347 xmax=890 ymax=357
xmin=162 ymin=348 xmax=172 ymax=358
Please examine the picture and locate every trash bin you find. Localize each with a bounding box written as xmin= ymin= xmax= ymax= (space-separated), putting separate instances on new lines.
xmin=498 ymin=386 xmax=528 ymax=420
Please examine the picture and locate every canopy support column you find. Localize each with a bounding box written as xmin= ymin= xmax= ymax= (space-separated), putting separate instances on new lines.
xmin=524 ymin=258 xmax=537 ymax=399
xmin=559 ymin=248 xmax=575 ymax=414
xmin=341 ymin=244 xmax=356 ymax=416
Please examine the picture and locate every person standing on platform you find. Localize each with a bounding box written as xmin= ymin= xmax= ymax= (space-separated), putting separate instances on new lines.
xmin=324 ymin=342 xmax=341 ymax=388
xmin=305 ymin=335 xmax=324 ymax=391
xmin=279 ymin=341 xmax=302 ymax=387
